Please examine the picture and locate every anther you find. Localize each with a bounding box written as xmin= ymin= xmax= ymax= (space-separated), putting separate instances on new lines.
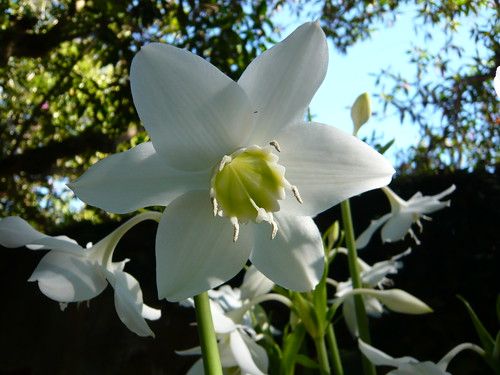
xmin=270 ymin=220 xmax=278 ymax=239
xmin=218 ymin=155 xmax=232 ymax=171
xmin=211 ymin=197 xmax=218 ymax=217
xmin=291 ymin=185 xmax=303 ymax=204
xmin=269 ymin=140 xmax=281 ymax=152
xmin=230 ymin=217 xmax=240 ymax=242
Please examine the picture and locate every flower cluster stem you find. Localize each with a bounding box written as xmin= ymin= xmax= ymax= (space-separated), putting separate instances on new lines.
xmin=193 ymin=292 xmax=223 ymax=375
xmin=340 ymin=199 xmax=376 ymax=375
xmin=326 ymin=324 xmax=344 ymax=375
xmin=314 ymin=336 xmax=331 ymax=375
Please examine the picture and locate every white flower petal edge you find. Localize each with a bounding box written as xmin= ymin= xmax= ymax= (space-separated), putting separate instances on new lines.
xmin=0 ymin=213 xmax=162 ymax=337
xmin=130 ymin=43 xmax=255 ymax=171
xmin=69 ymin=142 xmax=208 ymax=214
xmin=251 ymin=214 xmax=324 ymax=291
xmin=239 ymin=21 xmax=328 ymax=144
xmin=276 ymin=123 xmax=395 ymax=217
xmin=155 ymin=191 xmax=253 ymax=301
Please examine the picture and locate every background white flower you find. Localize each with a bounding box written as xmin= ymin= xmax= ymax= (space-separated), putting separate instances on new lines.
xmin=70 ymin=21 xmax=394 ymax=301
xmin=357 ymin=185 xmax=456 ymax=248
xmin=358 ymin=339 xmax=484 ymax=375
xmin=0 ymin=213 xmax=161 ymax=337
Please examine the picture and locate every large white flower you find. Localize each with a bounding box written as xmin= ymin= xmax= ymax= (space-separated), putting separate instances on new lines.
xmin=356 ymin=185 xmax=456 ymax=249
xmin=358 ymin=339 xmax=484 ymax=375
xmin=70 ymin=21 xmax=394 ymax=301
xmin=0 ymin=213 xmax=162 ymax=337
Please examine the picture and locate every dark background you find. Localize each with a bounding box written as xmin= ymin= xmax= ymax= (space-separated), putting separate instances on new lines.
xmin=1 ymin=169 xmax=498 ymax=374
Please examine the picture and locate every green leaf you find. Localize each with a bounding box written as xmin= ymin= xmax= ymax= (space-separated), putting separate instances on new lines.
xmin=378 ymin=138 xmax=395 ymax=155
xmin=458 ymin=295 xmax=495 ymax=353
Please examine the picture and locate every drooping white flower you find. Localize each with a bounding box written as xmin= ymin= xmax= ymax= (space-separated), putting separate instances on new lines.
xmin=358 ymin=339 xmax=484 ymax=375
xmin=333 ymin=248 xmax=413 ymax=336
xmin=179 ymin=267 xmax=280 ymax=375
xmin=70 ymin=21 xmax=394 ymax=301
xmin=356 ymin=185 xmax=456 ymax=249
xmin=0 ymin=212 xmax=162 ymax=337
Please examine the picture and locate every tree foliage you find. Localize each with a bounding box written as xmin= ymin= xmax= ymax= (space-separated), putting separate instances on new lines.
xmin=0 ymin=0 xmax=497 ymax=229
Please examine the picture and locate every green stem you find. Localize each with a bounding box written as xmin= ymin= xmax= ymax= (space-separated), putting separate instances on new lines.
xmin=314 ymin=336 xmax=331 ymax=375
xmin=340 ymin=199 xmax=376 ymax=375
xmin=193 ymin=292 xmax=223 ymax=375
xmin=326 ymin=324 xmax=344 ymax=375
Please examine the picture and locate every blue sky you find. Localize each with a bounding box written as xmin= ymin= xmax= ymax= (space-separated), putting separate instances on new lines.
xmin=271 ymin=4 xmax=482 ymax=164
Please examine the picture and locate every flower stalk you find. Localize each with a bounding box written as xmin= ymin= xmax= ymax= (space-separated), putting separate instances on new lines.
xmin=340 ymin=199 xmax=376 ymax=375
xmin=326 ymin=324 xmax=344 ymax=375
xmin=193 ymin=292 xmax=223 ymax=375
xmin=314 ymin=335 xmax=331 ymax=375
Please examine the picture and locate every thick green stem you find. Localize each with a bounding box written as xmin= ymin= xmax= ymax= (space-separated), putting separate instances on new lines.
xmin=340 ymin=199 xmax=376 ymax=375
xmin=314 ymin=336 xmax=331 ymax=375
xmin=326 ymin=324 xmax=344 ymax=375
xmin=193 ymin=292 xmax=223 ymax=375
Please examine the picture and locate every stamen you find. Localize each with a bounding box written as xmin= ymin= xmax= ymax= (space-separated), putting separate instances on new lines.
xmin=218 ymin=155 xmax=232 ymax=171
xmin=271 ymin=220 xmax=278 ymax=239
xmin=291 ymin=185 xmax=303 ymax=204
xmin=408 ymin=228 xmax=421 ymax=245
xmin=269 ymin=140 xmax=281 ymax=152
xmin=230 ymin=217 xmax=240 ymax=242
xmin=211 ymin=197 xmax=218 ymax=217
xmin=415 ymin=219 xmax=423 ymax=232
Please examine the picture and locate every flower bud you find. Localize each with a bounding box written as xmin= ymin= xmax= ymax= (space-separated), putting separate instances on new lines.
xmin=351 ymin=92 xmax=372 ymax=136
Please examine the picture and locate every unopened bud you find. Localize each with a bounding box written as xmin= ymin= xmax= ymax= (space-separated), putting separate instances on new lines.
xmin=351 ymin=92 xmax=372 ymax=136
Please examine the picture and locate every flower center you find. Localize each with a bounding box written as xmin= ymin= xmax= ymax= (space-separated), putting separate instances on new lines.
xmin=210 ymin=142 xmax=302 ymax=242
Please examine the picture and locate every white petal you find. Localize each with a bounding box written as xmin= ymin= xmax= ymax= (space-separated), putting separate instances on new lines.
xmin=0 ymin=217 xmax=82 ymax=253
xmin=70 ymin=142 xmax=208 ymax=214
xmin=210 ymin=300 xmax=237 ymax=334
xmin=241 ymin=333 xmax=269 ymax=373
xmin=240 ymin=265 xmax=275 ymax=300
xmin=29 ymin=251 xmax=107 ymax=302
xmin=389 ymin=362 xmax=449 ymax=375
xmin=276 ymin=123 xmax=395 ymax=217
xmin=106 ymin=268 xmax=160 ymax=337
xmin=381 ymin=213 xmax=414 ymax=243
xmin=131 ymin=43 xmax=255 ymax=171
xmin=342 ymin=297 xmax=359 ymax=337
xmin=239 ymin=22 xmax=328 ymax=143
xmin=250 ymin=214 xmax=324 ymax=291
xmin=356 ymin=213 xmax=392 ymax=249
xmin=230 ymin=331 xmax=265 ymax=375
xmin=186 ymin=358 xmax=204 ymax=375
xmin=358 ymin=339 xmax=416 ymax=367
xmin=155 ymin=191 xmax=253 ymax=301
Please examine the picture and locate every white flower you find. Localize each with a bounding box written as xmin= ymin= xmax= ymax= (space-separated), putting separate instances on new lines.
xmin=70 ymin=21 xmax=394 ymax=301
xmin=0 ymin=213 xmax=162 ymax=337
xmin=358 ymin=339 xmax=484 ymax=375
xmin=334 ymin=248 xmax=412 ymax=336
xmin=356 ymin=185 xmax=456 ymax=249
